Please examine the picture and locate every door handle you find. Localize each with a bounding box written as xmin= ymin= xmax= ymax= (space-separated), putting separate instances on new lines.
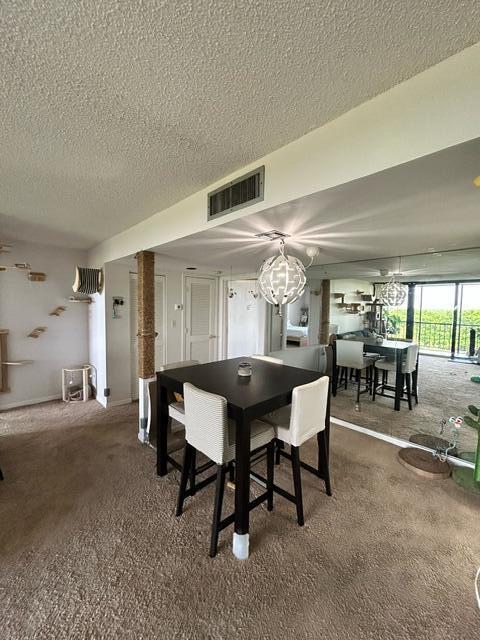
xmin=209 ymin=335 xmax=217 ymax=338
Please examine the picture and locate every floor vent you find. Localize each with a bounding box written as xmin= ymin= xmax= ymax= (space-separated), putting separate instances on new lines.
xmin=208 ymin=166 xmax=264 ymax=220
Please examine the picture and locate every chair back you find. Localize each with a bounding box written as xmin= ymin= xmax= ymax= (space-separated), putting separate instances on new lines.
xmin=183 ymin=383 xmax=228 ymax=464
xmin=336 ymin=340 xmax=365 ymax=369
xmin=159 ymin=360 xmax=199 ymax=371
xmin=252 ymin=354 xmax=283 ymax=364
xmin=404 ymin=344 xmax=419 ymax=373
xmin=289 ymin=376 xmax=329 ymax=447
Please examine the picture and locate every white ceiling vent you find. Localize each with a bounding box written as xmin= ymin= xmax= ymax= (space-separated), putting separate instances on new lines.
xmin=208 ymin=166 xmax=264 ymax=220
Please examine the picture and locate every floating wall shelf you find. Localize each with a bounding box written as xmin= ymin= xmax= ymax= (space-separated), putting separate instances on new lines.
xmin=69 ymin=296 xmax=92 ymax=304
xmin=49 ymin=306 xmax=66 ymax=316
xmin=28 ymin=272 xmax=46 ymax=282
xmin=28 ymin=326 xmax=47 ymax=338
xmin=2 ymin=360 xmax=34 ymax=366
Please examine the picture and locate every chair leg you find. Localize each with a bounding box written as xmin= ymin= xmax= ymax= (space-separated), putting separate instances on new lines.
xmin=405 ymin=373 xmax=413 ymax=410
xmin=413 ymin=369 xmax=419 ymax=404
xmin=190 ymin=447 xmax=196 ymax=496
xmin=373 ymin=367 xmax=378 ymax=401
xmin=290 ymin=446 xmax=304 ymax=526
xmin=209 ymin=464 xmax=226 ymax=558
xmin=176 ymin=443 xmax=193 ymax=517
xmin=266 ymin=441 xmax=274 ymax=511
xmin=228 ymin=461 xmax=235 ymax=482
xmin=317 ymin=430 xmax=332 ymax=496
xmin=275 ymin=439 xmax=284 ymax=465
xmin=356 ymin=369 xmax=361 ymax=404
xmin=344 ymin=367 xmax=348 ymax=390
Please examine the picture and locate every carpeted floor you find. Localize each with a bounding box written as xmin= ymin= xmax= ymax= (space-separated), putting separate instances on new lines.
xmin=1 ymin=400 xmax=479 ymax=639
xmin=332 ymin=354 xmax=480 ymax=454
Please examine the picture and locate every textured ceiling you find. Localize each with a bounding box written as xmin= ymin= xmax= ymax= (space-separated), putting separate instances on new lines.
xmin=1 ymin=1 xmax=480 ymax=249
xmin=152 ymin=138 xmax=480 ymax=277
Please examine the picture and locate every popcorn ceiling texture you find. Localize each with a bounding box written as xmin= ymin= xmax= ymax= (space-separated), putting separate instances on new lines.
xmin=1 ymin=1 xmax=479 ymax=248
xmin=0 ymin=400 xmax=479 ymax=639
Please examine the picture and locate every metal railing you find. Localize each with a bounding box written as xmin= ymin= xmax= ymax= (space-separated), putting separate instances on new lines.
xmin=388 ymin=320 xmax=480 ymax=354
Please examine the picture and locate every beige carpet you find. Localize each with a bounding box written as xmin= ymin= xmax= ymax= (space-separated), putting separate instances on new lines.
xmin=332 ymin=354 xmax=480 ymax=454
xmin=1 ymin=400 xmax=479 ymax=639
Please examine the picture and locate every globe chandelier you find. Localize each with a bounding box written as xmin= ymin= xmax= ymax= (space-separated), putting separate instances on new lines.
xmin=378 ymin=257 xmax=407 ymax=307
xmin=257 ymin=240 xmax=318 ymax=309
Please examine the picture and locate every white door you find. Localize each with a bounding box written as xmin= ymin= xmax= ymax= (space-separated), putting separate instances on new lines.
xmin=130 ymin=273 xmax=166 ymax=399
xmin=184 ymin=276 xmax=217 ymax=362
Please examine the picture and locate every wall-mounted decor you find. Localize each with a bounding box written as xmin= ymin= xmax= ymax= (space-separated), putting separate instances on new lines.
xmin=112 ymin=296 xmax=124 ymax=319
xmin=72 ymin=266 xmax=103 ymax=294
xmin=49 ymin=306 xmax=66 ymax=316
xmin=69 ymin=296 xmax=92 ymax=304
xmin=28 ymin=326 xmax=47 ymax=338
xmin=0 ymin=329 xmax=33 ymax=393
xmin=28 ymin=271 xmax=46 ymax=282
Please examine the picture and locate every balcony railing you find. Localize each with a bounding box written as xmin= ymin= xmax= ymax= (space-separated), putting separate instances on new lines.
xmin=388 ymin=320 xmax=480 ymax=354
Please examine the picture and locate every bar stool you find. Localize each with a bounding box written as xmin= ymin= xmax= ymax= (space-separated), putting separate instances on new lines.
xmin=176 ymin=383 xmax=275 ymax=557
xmin=373 ymin=344 xmax=419 ymax=410
xmin=336 ymin=340 xmax=374 ymax=405
xmin=258 ymin=376 xmax=331 ymax=526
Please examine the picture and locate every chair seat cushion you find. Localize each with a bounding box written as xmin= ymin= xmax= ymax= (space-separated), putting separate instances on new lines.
xmin=168 ymin=401 xmax=185 ymax=423
xmin=337 ymin=357 xmax=374 ymax=370
xmin=223 ymin=419 xmax=275 ymax=463
xmin=374 ymin=358 xmax=396 ymax=371
xmin=260 ymin=405 xmax=320 ymax=447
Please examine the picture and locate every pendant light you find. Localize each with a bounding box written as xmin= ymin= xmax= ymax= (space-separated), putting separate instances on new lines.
xmin=257 ymin=240 xmax=318 ymax=308
xmin=379 ymin=257 xmax=407 ymax=307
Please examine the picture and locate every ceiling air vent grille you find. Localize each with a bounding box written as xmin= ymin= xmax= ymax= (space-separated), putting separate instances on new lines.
xmin=208 ymin=166 xmax=264 ymax=220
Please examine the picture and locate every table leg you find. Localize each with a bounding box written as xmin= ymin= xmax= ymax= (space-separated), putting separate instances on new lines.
xmin=156 ymin=384 xmax=169 ymax=476
xmin=394 ymin=349 xmax=402 ymax=411
xmin=233 ymin=413 xmax=251 ymax=560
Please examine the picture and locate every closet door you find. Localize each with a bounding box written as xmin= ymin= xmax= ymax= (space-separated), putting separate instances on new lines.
xmin=130 ymin=274 xmax=166 ymax=399
xmin=184 ymin=276 xmax=217 ymax=363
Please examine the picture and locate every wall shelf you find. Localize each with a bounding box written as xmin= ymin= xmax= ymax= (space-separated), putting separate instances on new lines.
xmin=1 ymin=360 xmax=34 ymax=366
xmin=69 ymin=296 xmax=92 ymax=304
xmin=49 ymin=306 xmax=66 ymax=316
xmin=28 ymin=326 xmax=47 ymax=338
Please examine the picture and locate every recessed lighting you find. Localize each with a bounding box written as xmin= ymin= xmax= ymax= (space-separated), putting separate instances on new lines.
xmin=473 ymin=176 xmax=480 ymax=187
xmin=255 ymin=230 xmax=290 ymax=241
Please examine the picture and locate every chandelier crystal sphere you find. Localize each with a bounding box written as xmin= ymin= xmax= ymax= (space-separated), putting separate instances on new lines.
xmin=258 ymin=241 xmax=307 ymax=306
xmin=379 ymin=276 xmax=407 ymax=307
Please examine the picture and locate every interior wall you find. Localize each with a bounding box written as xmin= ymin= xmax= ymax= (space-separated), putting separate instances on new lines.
xmin=0 ymin=241 xmax=89 ymax=409
xmin=227 ymin=280 xmax=264 ymax=358
xmin=98 ymin=261 xmax=217 ymax=407
xmin=330 ymin=279 xmax=374 ymax=334
xmin=104 ymin=262 xmax=131 ymax=406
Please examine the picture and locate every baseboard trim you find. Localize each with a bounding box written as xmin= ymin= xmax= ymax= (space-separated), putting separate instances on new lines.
xmin=0 ymin=394 xmax=62 ymax=411
xmin=331 ymin=415 xmax=474 ymax=469
xmin=107 ymin=398 xmax=132 ymax=407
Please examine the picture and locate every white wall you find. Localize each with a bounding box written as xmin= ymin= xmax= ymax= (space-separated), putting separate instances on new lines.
xmin=104 ymin=262 xmax=131 ymax=406
xmin=330 ymin=279 xmax=374 ymax=335
xmin=0 ymin=241 xmax=88 ymax=409
xmin=227 ymin=280 xmax=264 ymax=358
xmin=94 ymin=259 xmax=218 ymax=407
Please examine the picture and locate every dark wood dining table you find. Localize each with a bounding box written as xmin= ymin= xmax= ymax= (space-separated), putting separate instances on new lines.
xmin=357 ymin=338 xmax=412 ymax=410
xmin=156 ymin=356 xmax=329 ymax=559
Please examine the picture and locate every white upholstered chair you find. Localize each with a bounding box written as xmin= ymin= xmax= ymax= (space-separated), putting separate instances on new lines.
xmin=176 ymin=382 xmax=275 ymax=557
xmin=264 ymin=376 xmax=331 ymax=526
xmin=373 ymin=344 xmax=419 ymax=409
xmin=336 ymin=340 xmax=374 ymax=404
xmin=157 ymin=360 xmax=200 ymax=424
